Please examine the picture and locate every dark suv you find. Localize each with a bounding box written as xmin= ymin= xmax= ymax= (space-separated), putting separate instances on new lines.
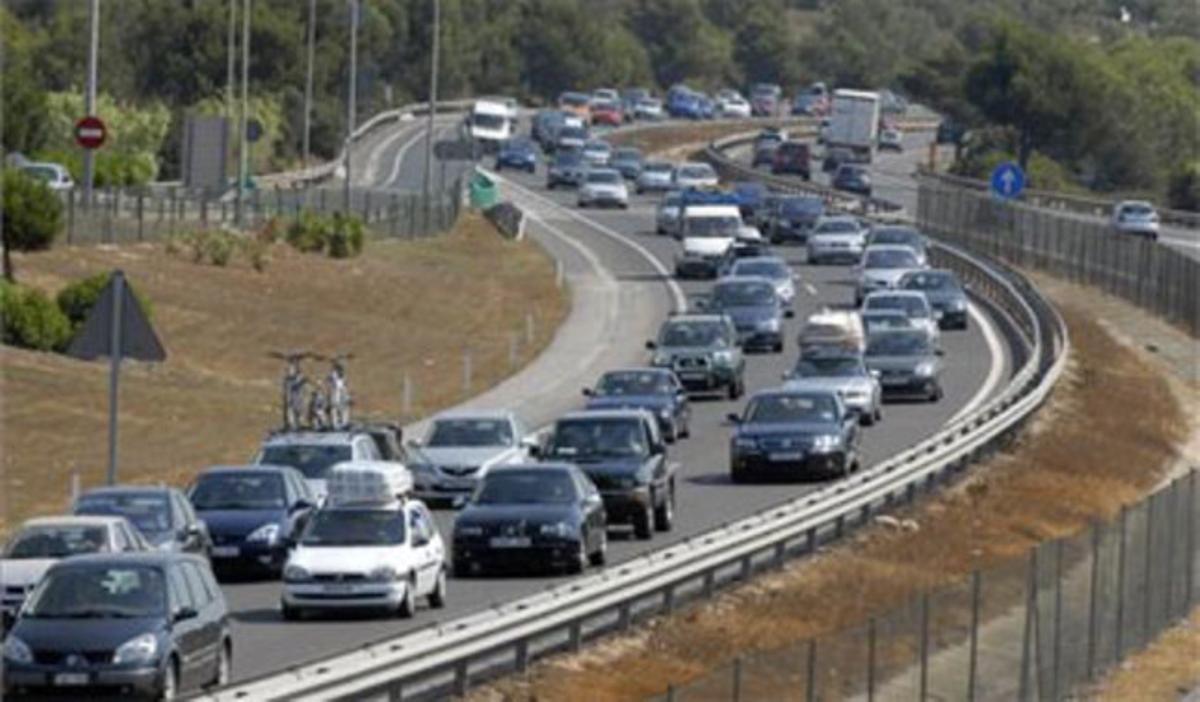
xmin=772 ymin=141 xmax=811 ymax=179
xmin=538 ymin=410 xmax=676 ymax=540
xmin=647 ymin=314 xmax=746 ymax=399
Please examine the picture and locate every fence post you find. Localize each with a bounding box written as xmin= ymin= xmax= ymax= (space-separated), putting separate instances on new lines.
xmin=665 ymin=685 xmax=676 ymax=702
xmin=867 ymin=617 xmax=877 ymax=702
xmin=391 ymin=193 xmax=400 ymax=237
xmin=462 ymin=350 xmax=472 ymax=394
xmin=1144 ymin=493 xmax=1155 ymax=647
xmin=805 ymin=639 xmax=817 ymax=702
xmin=1164 ymin=479 xmax=1178 ymax=623
xmin=1115 ymin=505 xmax=1128 ymax=661
xmin=136 ymin=193 xmax=145 ymax=242
xmin=919 ymin=592 xmax=930 ymax=701
xmin=1052 ymin=539 xmax=1064 ymax=701
xmin=1188 ymin=469 xmax=1197 ymax=609
xmin=525 ymin=312 xmax=535 ymax=346
xmin=402 ymin=372 xmax=413 ymax=418
xmin=66 ymin=189 xmax=76 ymax=244
xmin=1086 ymin=521 xmax=1101 ymax=680
xmin=732 ymin=656 xmax=742 ymax=702
xmin=1019 ymin=548 xmax=1038 ymax=702
xmin=968 ymin=569 xmax=981 ymax=701
xmin=509 ymin=333 xmax=520 ymax=368
xmin=70 ymin=470 xmax=82 ymax=502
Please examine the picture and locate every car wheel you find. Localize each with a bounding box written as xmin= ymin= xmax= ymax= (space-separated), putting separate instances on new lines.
xmin=159 ymin=656 xmax=179 ymax=701
xmin=281 ymin=602 xmax=304 ymax=621
xmin=633 ymin=503 xmax=654 ymax=540
xmin=428 ymin=568 xmax=447 ymax=609
xmin=680 ymin=418 xmax=691 ymax=439
xmin=397 ymin=576 xmax=417 ymax=618
xmin=930 ymin=384 xmax=943 ymax=402
xmin=874 ymin=405 xmax=883 ymax=423
xmin=547 ymin=182 xmax=556 ymax=190
xmin=773 ymin=340 xmax=784 ymax=353
xmin=589 ymin=529 xmax=608 ymax=566
xmin=860 ymin=410 xmax=876 ymax=427
xmin=209 ymin=639 xmax=231 ymax=688
xmin=567 ymin=538 xmax=588 ymax=574
xmin=654 ymin=485 xmax=675 ymax=532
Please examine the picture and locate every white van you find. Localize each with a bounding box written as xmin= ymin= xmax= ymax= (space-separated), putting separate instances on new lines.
xmin=468 ymin=99 xmax=514 ymax=150
xmin=674 ymin=193 xmax=745 ymax=279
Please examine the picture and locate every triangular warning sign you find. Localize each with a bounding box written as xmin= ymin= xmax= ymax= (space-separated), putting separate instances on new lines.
xmin=66 ymin=270 xmax=166 ymax=362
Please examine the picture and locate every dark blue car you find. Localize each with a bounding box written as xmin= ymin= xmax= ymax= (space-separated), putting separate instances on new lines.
xmin=728 ymin=388 xmax=861 ymax=482
xmin=583 ymin=368 xmax=692 ymax=442
xmin=187 ymin=465 xmax=316 ymax=577
xmin=494 ymin=137 xmax=538 ymax=173
xmin=731 ymin=181 xmax=770 ymax=221
xmin=769 ymin=196 xmax=825 ymax=245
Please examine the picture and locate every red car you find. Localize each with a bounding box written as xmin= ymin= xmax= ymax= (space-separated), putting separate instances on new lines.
xmin=590 ymin=101 xmax=624 ymax=127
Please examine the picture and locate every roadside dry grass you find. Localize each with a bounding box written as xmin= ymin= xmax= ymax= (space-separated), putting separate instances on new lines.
xmin=607 ymin=119 xmax=812 ymax=157
xmin=1086 ymin=606 xmax=1200 ymax=701
xmin=470 ymin=298 xmax=1189 ymax=702
xmin=0 ymin=212 xmax=567 ymax=534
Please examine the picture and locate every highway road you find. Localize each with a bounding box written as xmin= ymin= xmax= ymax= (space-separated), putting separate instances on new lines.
xmin=215 ymin=118 xmax=1016 ymax=683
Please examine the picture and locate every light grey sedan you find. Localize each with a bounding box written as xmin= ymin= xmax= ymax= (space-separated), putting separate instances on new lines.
xmin=637 ymin=161 xmax=676 ymax=194
xmin=578 ymin=168 xmax=629 ymax=209
xmin=807 ymin=216 xmax=868 ymax=265
xmin=784 ymin=353 xmax=883 ymax=425
xmin=656 ymin=190 xmax=684 ymax=235
xmin=406 ymin=410 xmax=532 ymax=505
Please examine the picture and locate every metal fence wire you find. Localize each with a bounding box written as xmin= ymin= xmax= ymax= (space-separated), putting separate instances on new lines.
xmin=657 ymin=469 xmax=1200 ymax=701
xmin=58 ymin=178 xmax=466 ymax=246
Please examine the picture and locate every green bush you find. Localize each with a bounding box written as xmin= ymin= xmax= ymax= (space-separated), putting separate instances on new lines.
xmin=2 ymin=169 xmax=63 ymax=253
xmin=284 ymin=212 xmax=365 ymax=258
xmin=201 ymin=230 xmax=234 ymax=267
xmin=327 ymin=213 xmax=365 ymax=259
xmin=1 ymin=280 xmax=72 ymax=351
xmin=285 ymin=212 xmax=329 ymax=254
xmin=1167 ymin=162 xmax=1200 ymax=212
xmin=56 ymin=272 xmax=153 ymax=332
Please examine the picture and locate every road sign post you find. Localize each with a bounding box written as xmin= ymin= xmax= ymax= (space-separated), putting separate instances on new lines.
xmin=990 ymin=162 xmax=1026 ymax=201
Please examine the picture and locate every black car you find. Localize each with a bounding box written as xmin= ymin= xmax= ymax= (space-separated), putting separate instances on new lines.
xmin=728 ymin=388 xmax=861 ymax=482
xmin=537 ymin=410 xmax=675 ymax=540
xmin=899 ymin=269 xmax=970 ymax=330
xmin=772 ymin=141 xmax=811 ymax=179
xmin=822 ymin=147 xmax=854 ymax=173
xmin=2 ymin=553 xmax=231 ymax=700
xmin=583 ymin=368 xmax=692 ymax=442
xmin=833 ymin=165 xmax=872 ymax=197
xmin=769 ymin=196 xmax=825 ymax=245
xmin=610 ymin=147 xmax=644 ymax=180
xmin=451 ymin=464 xmax=606 ymax=576
xmin=494 ymin=137 xmax=538 ymax=173
xmin=752 ymin=141 xmax=780 ymax=168
xmin=647 ymin=314 xmax=747 ymax=399
xmin=74 ymin=486 xmax=212 ymax=558
xmin=187 ymin=465 xmax=316 ymax=577
xmin=704 ymin=276 xmax=791 ymax=353
xmin=546 ymin=148 xmax=586 ymax=189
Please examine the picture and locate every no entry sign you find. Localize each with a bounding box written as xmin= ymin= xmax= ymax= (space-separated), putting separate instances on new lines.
xmin=75 ymin=116 xmax=107 ymax=150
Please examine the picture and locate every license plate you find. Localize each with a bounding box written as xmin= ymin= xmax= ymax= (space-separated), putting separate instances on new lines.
xmin=489 ymin=537 xmax=532 ymax=549
xmin=678 ymin=370 xmax=707 ymax=378
xmin=882 ymin=377 xmax=909 ymax=386
xmin=769 ymin=452 xmax=804 ymax=462
xmin=54 ymin=673 xmax=89 ymax=687
xmin=212 ymin=546 xmax=240 ymax=558
xmin=323 ymin=583 xmax=358 ymax=595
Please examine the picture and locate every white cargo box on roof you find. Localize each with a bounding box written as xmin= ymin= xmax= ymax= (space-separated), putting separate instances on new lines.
xmin=325 ymin=461 xmax=413 ymax=507
xmin=799 ymin=310 xmax=866 ymax=353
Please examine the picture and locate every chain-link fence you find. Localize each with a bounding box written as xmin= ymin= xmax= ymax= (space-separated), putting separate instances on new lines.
xmin=58 ymin=178 xmax=465 ymax=246
xmin=916 ymin=175 xmax=1200 ymax=337
xmin=653 ymin=469 xmax=1199 ymax=701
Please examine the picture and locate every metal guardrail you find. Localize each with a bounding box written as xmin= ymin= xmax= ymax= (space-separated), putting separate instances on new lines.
xmin=199 ymin=127 xmax=1067 ymax=702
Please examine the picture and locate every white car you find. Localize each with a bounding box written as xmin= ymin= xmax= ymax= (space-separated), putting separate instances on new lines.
xmin=282 ymin=462 xmax=446 ymax=620
xmin=1 ymin=515 xmax=150 ymax=625
xmin=634 ymin=98 xmax=664 ymax=121
xmin=636 ymin=161 xmax=675 ymax=194
xmin=406 ymin=410 xmax=531 ymax=505
xmin=591 ymin=88 xmax=620 ymax=104
xmin=578 ymin=168 xmax=630 ymax=209
xmin=807 ymin=215 xmax=868 ymax=265
xmin=20 ymin=162 xmax=74 ymax=191
xmin=255 ymin=430 xmax=386 ymax=504
xmin=854 ymin=245 xmax=926 ymax=306
xmin=718 ymin=94 xmax=752 ymax=118
xmin=581 ymin=139 xmax=612 ymax=166
xmin=673 ymin=162 xmax=720 ymax=190
xmin=728 ymin=256 xmax=797 ymax=305
xmin=1111 ymin=200 xmax=1160 ymax=240
xmin=878 ymin=128 xmax=904 ymax=151
xmin=862 ymin=291 xmax=941 ymax=346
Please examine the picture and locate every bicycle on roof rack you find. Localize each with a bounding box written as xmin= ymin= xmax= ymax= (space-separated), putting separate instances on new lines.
xmin=269 ymin=351 xmax=354 ymax=431
xmin=269 ymin=351 xmax=317 ymax=431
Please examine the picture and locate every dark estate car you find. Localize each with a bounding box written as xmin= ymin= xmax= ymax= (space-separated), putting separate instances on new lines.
xmin=584 ymin=368 xmax=692 ymax=442
xmin=537 ymin=410 xmax=676 ymax=540
xmin=899 ymin=269 xmax=970 ymax=330
xmin=451 ymin=464 xmax=606 ymax=575
xmin=833 ymin=165 xmax=872 ymax=197
xmin=728 ymin=388 xmax=861 ymax=482
xmin=187 ymin=465 xmax=316 ymax=577
xmin=772 ymin=141 xmax=811 ymax=179
xmin=647 ymin=314 xmax=747 ymax=399
xmin=705 ymin=276 xmax=792 ymax=353
xmin=769 ymin=196 xmax=825 ymax=245
xmin=74 ymin=487 xmax=212 ymax=558
xmin=546 ymin=149 xmax=586 ymax=189
xmin=2 ymin=553 xmax=231 ymax=700
xmin=864 ymin=329 xmax=945 ymax=402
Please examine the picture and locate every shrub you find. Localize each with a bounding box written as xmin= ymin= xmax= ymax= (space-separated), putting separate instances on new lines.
xmin=56 ymin=272 xmax=153 ymax=332
xmin=1167 ymin=161 xmax=1199 ymax=212
xmin=201 ymin=230 xmax=235 ymax=267
xmin=1 ymin=280 xmax=72 ymax=351
xmin=2 ymin=169 xmax=63 ymax=280
xmin=285 ymin=212 xmax=329 ymax=254
xmin=284 ymin=211 xmax=365 ymax=258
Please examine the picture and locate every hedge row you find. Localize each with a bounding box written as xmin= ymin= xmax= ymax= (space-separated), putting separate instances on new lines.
xmin=1 ymin=273 xmax=151 ymax=353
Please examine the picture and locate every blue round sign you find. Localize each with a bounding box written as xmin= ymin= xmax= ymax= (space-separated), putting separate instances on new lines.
xmin=990 ymin=162 xmax=1025 ymax=200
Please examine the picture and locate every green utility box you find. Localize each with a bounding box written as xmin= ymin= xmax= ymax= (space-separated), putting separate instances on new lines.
xmin=469 ymin=173 xmax=497 ymax=209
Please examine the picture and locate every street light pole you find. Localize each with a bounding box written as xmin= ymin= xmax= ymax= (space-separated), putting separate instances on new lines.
xmin=82 ymin=0 xmax=100 ymax=205
xmin=423 ymin=0 xmax=440 ymax=201
xmin=236 ymin=0 xmax=251 ymax=225
xmin=302 ymin=0 xmax=316 ymax=171
xmin=226 ymin=0 xmax=236 ymax=118
xmin=343 ymin=0 xmax=359 ymax=213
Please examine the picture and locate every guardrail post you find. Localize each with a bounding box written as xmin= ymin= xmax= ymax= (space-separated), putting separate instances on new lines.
xmin=774 ymin=541 xmax=787 ymax=567
xmin=391 ymin=193 xmax=399 ymax=237
xmin=514 ymin=640 xmax=529 ymax=672
xmin=703 ymin=570 xmax=715 ymax=597
xmin=834 ymin=514 xmax=845 ymax=539
xmin=617 ymin=602 xmax=631 ymax=631
xmin=807 ymin=526 xmax=817 ymax=554
xmin=453 ymin=660 xmax=469 ymax=697
xmin=568 ymin=620 xmax=582 ymax=652
xmin=740 ymin=555 xmax=752 ymax=580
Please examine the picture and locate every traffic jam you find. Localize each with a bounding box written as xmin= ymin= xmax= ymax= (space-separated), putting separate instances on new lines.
xmin=1 ymin=84 xmax=972 ymax=700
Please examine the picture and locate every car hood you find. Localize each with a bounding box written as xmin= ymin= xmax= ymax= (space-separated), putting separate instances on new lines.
xmin=786 ymin=376 xmax=872 ymax=394
xmin=919 ymin=290 xmax=965 ymax=308
xmin=737 ymin=422 xmax=838 ymax=439
xmin=585 ymin=395 xmax=672 ymax=412
xmin=0 ymin=558 xmax=58 ymax=588
xmin=862 ymin=268 xmax=916 ymax=287
xmin=288 ymin=544 xmax=405 ymax=573
xmin=457 ymin=503 xmax=580 ymax=528
xmin=12 ymin=617 xmax=163 ymax=652
xmin=566 ymin=457 xmax=646 ymax=478
xmin=195 ymin=508 xmax=288 ymax=538
xmin=810 ymin=232 xmax=863 ymax=245
xmin=683 ymin=237 xmax=733 ymax=257
xmin=583 ymin=183 xmax=626 ymax=195
xmin=412 ymin=446 xmax=518 ymax=468
xmin=719 ymin=305 xmax=779 ymax=325
xmin=639 ymin=172 xmax=672 ymax=183
xmin=865 ymin=354 xmax=936 ymax=372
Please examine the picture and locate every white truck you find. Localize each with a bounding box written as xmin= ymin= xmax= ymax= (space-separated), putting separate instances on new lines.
xmin=827 ymin=89 xmax=881 ymax=163
xmin=466 ymin=99 xmax=514 ymax=152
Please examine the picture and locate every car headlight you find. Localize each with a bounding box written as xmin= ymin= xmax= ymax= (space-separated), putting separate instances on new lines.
xmin=734 ymin=437 xmax=758 ymax=450
xmin=3 ymin=635 xmax=32 ymax=664
xmin=811 ymin=435 xmax=842 ymax=453
xmin=539 ymin=522 xmax=576 ymax=538
xmin=758 ymin=317 xmax=781 ymax=332
xmin=712 ymin=350 xmax=734 ymax=366
xmin=950 ymin=299 xmax=967 ymax=311
xmin=283 ymin=564 xmax=311 ymax=582
xmin=369 ymin=565 xmax=401 ymax=582
xmin=915 ymin=362 xmax=936 ymax=377
xmin=246 ymin=523 xmax=280 ymax=543
xmin=456 ymin=525 xmax=485 ymax=537
xmin=113 ymin=632 xmax=159 ymax=666
xmin=652 ymin=351 xmax=672 ymax=366
xmin=658 ymin=407 xmax=673 ymax=419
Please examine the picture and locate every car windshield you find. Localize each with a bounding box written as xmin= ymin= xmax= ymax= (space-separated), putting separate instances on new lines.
xmin=547 ymin=419 xmax=648 ymax=461
xmin=259 ymin=444 xmax=351 ymax=480
xmin=300 ymin=509 xmax=405 ymax=546
xmin=660 ymin=321 xmax=728 ymax=348
xmin=561 ymin=93 xmax=589 ymax=107
xmin=24 ymin=565 xmax=166 ymax=619
xmin=75 ymin=493 xmax=172 ymax=536
xmin=593 ymin=101 xmax=619 ymax=112
xmin=6 ymin=526 xmax=109 ymax=559
xmin=733 ymin=261 xmax=789 ymax=280
xmin=587 ymin=171 xmax=621 ymax=184
xmin=644 ymin=162 xmax=672 ymax=174
xmin=815 ymin=220 xmax=859 ymax=234
xmin=474 ymin=470 xmax=577 ymax=505
xmin=503 ymin=138 xmax=532 ymax=152
xmin=679 ymin=166 xmax=714 ymax=179
xmin=872 ymin=230 xmax=921 ymax=247
xmin=903 ymin=272 xmax=960 ymax=291
xmin=23 ymin=165 xmax=59 ymax=182
xmin=865 ymin=295 xmax=929 ymax=318
xmin=863 ymin=312 xmax=913 ymax=331
xmin=584 ymin=141 xmax=610 ymax=153
xmin=190 ymin=473 xmax=285 ymax=510
xmin=714 ymin=281 xmax=776 ymax=307
xmin=427 ymin=419 xmax=514 ymax=448
xmin=555 ymin=151 xmax=582 ymax=166
xmin=793 ymin=357 xmax=865 ymax=378
xmin=614 ymin=149 xmax=641 ymax=161
xmin=1120 ymin=204 xmax=1155 ymax=217
xmin=559 ymin=127 xmax=587 ymax=140
xmin=473 ymin=113 xmax=506 ymax=130
xmin=597 ymin=371 xmax=672 ymax=396
xmin=867 ymin=331 xmax=932 ymax=356
xmin=746 ymin=394 xmax=839 ymax=423
xmin=780 ymin=199 xmax=823 ymax=216
xmin=685 ymin=216 xmax=740 ymax=237
xmin=864 ymin=249 xmax=919 ymax=269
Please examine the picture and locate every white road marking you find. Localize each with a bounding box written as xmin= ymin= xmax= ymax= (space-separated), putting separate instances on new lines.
xmin=803 ymin=282 xmax=819 ymax=297
xmin=362 ymin=120 xmax=421 ymax=185
xmin=946 ymin=301 xmax=1005 ymax=425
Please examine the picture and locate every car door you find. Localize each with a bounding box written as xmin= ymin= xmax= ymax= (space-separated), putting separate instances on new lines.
xmin=667 ymin=373 xmax=690 ymax=428
xmin=166 ymin=564 xmax=207 ymax=690
xmin=180 ymin=562 xmax=221 ymax=680
xmin=574 ymin=469 xmax=605 ymax=547
xmin=643 ymin=417 xmax=669 ymax=501
xmin=283 ymin=471 xmax=314 ymax=543
xmin=407 ymin=506 xmax=441 ymax=594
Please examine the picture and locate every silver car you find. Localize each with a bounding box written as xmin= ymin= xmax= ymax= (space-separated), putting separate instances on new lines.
xmin=656 ymin=190 xmax=684 ymax=235
xmin=728 ymin=256 xmax=797 ymax=306
xmin=1111 ymin=200 xmax=1159 ymax=240
xmin=578 ymin=168 xmax=630 ymax=209
xmin=406 ymin=410 xmax=531 ymax=505
xmin=854 ymin=245 xmax=926 ymax=306
xmin=634 ymin=97 xmax=664 ymax=120
xmin=582 ymin=139 xmax=612 ymax=166
xmin=673 ymin=162 xmax=719 ymax=190
xmin=637 ymin=161 xmax=675 ymax=194
xmin=784 ymin=354 xmax=883 ymax=426
xmin=807 ymin=216 xmax=868 ymax=265
xmin=862 ymin=290 xmax=941 ymax=346
xmin=865 ymin=226 xmax=928 ymax=267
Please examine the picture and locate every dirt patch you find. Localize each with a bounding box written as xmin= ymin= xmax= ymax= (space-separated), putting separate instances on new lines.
xmin=1085 ymin=606 xmax=1200 ymax=701
xmin=469 ymin=298 xmax=1188 ymax=701
xmin=0 ymin=213 xmax=567 ymax=533
xmin=608 ymin=120 xmax=812 ymax=158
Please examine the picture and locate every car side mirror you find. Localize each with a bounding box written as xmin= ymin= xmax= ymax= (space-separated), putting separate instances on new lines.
xmin=173 ymin=607 xmax=198 ymax=623
xmin=291 ymin=500 xmax=313 ymax=513
xmin=784 ymin=308 xmax=795 ymax=319
xmin=582 ymin=387 xmax=594 ymax=397
xmin=185 ymin=523 xmax=203 ymax=538
xmin=412 ymin=534 xmax=430 ymax=548
xmin=935 ymin=348 xmax=946 ymax=357
xmin=520 ymin=435 xmax=539 ymax=450
xmin=406 ymin=438 xmax=423 ymax=448
xmin=527 ymin=444 xmax=543 ymax=459
xmin=726 ymin=413 xmax=741 ymax=425
xmin=870 ymin=369 xmax=882 ymax=379
xmin=645 ymin=340 xmax=657 ymax=350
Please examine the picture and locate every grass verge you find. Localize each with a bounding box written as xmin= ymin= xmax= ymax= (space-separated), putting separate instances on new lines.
xmin=607 ymin=119 xmax=812 ymax=158
xmin=0 ymin=212 xmax=568 ymax=533
xmin=1088 ymin=606 xmax=1200 ymax=701
xmin=469 ymin=298 xmax=1188 ymax=701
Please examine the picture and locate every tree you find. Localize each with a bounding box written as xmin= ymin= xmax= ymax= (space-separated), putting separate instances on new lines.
xmin=1 ymin=170 xmax=63 ymax=282
xmin=1 ymin=7 xmax=52 ymax=155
